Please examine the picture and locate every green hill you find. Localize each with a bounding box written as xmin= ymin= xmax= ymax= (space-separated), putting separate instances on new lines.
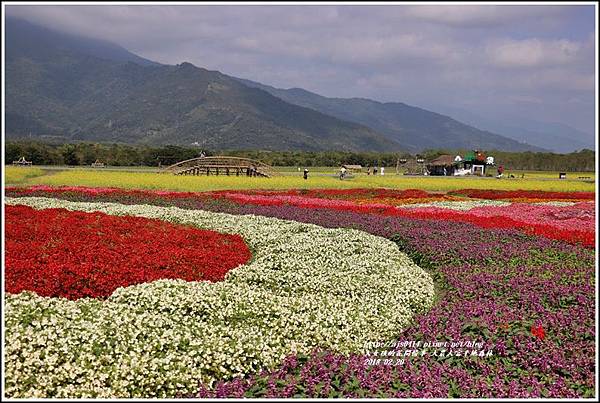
xmin=5 ymin=18 xmax=402 ymax=152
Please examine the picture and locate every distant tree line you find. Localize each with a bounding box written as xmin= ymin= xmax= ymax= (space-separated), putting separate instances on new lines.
xmin=5 ymin=142 xmax=203 ymax=167
xmin=4 ymin=140 xmax=596 ymax=172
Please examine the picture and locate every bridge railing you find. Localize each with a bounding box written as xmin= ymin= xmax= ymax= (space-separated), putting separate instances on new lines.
xmin=163 ymin=156 xmax=279 ymax=177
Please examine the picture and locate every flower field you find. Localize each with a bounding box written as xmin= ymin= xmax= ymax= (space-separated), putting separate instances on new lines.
xmin=3 ymin=184 xmax=597 ymax=398
xmin=6 ymin=168 xmax=595 ymax=192
xmin=9 ymin=186 xmax=595 ymax=247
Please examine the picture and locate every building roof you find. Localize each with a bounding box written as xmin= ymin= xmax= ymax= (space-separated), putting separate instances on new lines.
xmin=427 ymin=155 xmax=456 ymax=166
xmin=342 ymin=164 xmax=362 ymax=169
xmin=464 ymin=150 xmax=487 ymax=162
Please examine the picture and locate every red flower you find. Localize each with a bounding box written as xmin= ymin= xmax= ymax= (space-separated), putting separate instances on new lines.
xmin=5 ymin=205 xmax=252 ymax=300
xmin=531 ymin=325 xmax=546 ymax=340
xmin=448 ymin=189 xmax=594 ymax=202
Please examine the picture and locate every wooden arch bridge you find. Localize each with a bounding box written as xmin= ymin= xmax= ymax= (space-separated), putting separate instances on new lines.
xmin=163 ymin=156 xmax=278 ymax=178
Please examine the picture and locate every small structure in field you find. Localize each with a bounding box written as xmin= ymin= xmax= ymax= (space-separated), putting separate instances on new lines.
xmin=12 ymin=156 xmax=32 ymax=166
xmin=461 ymin=150 xmax=494 ymax=176
xmin=91 ymin=159 xmax=105 ymax=168
xmin=163 ymin=156 xmax=278 ymax=178
xmin=426 ymin=150 xmax=495 ymax=176
xmin=341 ymin=164 xmax=362 ymax=174
xmin=395 ymin=157 xmax=408 ymax=174
xmin=426 ymin=155 xmax=457 ymax=176
xmin=402 ymin=156 xmax=428 ymax=175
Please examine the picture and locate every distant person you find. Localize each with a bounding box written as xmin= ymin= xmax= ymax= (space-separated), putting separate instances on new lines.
xmin=303 ymin=168 xmax=309 ymax=180
xmin=199 ymin=150 xmax=206 ymax=158
xmin=497 ymin=165 xmax=504 ymax=178
xmin=367 ymin=166 xmax=371 ymax=175
xmin=443 ymin=167 xmax=447 ymax=176
xmin=380 ymin=167 xmax=385 ymax=176
xmin=373 ymin=166 xmax=378 ymax=175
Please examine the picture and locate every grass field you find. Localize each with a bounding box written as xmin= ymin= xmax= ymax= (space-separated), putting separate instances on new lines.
xmin=5 ymin=166 xmax=595 ymax=192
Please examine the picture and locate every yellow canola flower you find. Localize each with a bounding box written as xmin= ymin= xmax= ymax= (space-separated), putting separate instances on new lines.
xmin=18 ymin=168 xmax=596 ymax=192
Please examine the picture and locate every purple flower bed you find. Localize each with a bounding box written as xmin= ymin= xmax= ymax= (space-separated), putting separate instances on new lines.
xmin=6 ymin=188 xmax=596 ymax=398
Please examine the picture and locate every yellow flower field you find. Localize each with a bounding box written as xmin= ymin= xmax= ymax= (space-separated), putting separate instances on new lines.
xmin=503 ymin=170 xmax=596 ymax=180
xmin=6 ymin=168 xmax=595 ymax=192
xmin=4 ymin=167 xmax=46 ymax=184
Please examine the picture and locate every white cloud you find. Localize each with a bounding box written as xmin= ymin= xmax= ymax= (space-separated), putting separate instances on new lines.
xmin=403 ymin=4 xmax=567 ymax=27
xmin=508 ymin=95 xmax=544 ymax=104
xmin=485 ymin=38 xmax=583 ymax=68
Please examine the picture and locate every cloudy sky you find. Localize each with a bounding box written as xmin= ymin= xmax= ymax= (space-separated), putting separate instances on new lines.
xmin=5 ymin=3 xmax=597 ymax=134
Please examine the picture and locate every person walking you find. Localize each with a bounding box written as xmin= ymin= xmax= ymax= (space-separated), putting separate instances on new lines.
xmin=339 ymin=166 xmax=347 ymax=180
xmin=380 ymin=166 xmax=385 ymax=176
xmin=303 ymin=168 xmax=309 ymax=180
xmin=373 ymin=166 xmax=378 ymax=176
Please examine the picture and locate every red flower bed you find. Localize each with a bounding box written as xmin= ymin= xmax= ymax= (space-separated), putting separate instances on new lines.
xmin=5 ymin=205 xmax=251 ymax=300
xmin=379 ymin=206 xmax=595 ymax=248
xmin=448 ymin=189 xmax=595 ymax=201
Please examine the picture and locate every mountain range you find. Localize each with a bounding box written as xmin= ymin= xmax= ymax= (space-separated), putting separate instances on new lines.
xmin=423 ymin=104 xmax=594 ymax=153
xmin=6 ymin=17 xmax=555 ymax=153
xmin=235 ymin=78 xmax=543 ymax=152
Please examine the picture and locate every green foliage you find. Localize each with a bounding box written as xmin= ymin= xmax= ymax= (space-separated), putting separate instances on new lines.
xmin=4 ymin=140 xmax=594 ymax=172
xmin=4 ymin=141 xmax=208 ymax=167
xmin=61 ymin=144 xmax=81 ymax=166
xmin=6 ymin=141 xmax=63 ymax=165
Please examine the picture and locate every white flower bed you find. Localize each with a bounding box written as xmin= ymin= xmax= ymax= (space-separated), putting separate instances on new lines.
xmin=5 ymin=197 xmax=434 ymax=398
xmin=395 ymin=200 xmax=577 ymax=210
xmin=531 ymin=201 xmax=577 ymax=207
xmin=397 ymin=199 xmax=511 ymax=210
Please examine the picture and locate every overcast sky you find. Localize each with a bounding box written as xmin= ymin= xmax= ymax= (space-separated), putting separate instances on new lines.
xmin=5 ymin=3 xmax=597 ymax=134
